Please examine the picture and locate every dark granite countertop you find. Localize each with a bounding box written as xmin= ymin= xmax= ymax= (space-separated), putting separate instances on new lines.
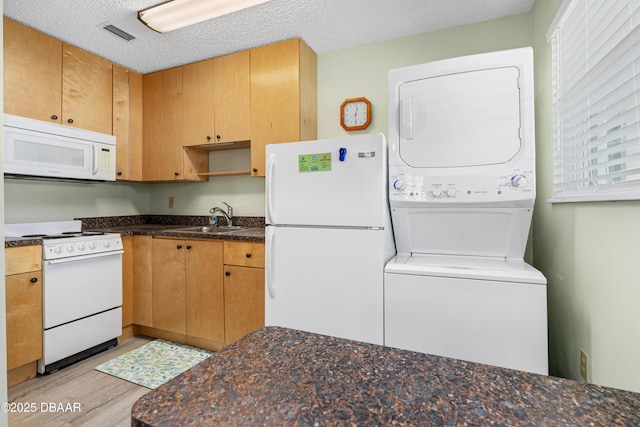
xmin=131 ymin=326 xmax=640 ymax=426
xmin=4 ymin=215 xmax=265 ymax=248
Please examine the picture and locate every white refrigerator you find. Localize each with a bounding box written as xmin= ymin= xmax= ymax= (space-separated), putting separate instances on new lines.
xmin=265 ymin=134 xmax=396 ymax=345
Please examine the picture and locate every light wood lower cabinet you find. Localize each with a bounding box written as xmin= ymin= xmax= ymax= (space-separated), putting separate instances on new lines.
xmin=132 ymin=236 xmax=153 ymax=328
xmin=223 ymin=241 xmax=265 ymax=345
xmin=151 ymin=238 xmax=224 ymax=341
xmin=127 ymin=237 xmax=264 ymax=349
xmin=5 ymin=245 xmax=42 ymax=386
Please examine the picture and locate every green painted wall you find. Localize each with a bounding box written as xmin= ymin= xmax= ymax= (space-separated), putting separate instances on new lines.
xmin=531 ymin=0 xmax=640 ymax=392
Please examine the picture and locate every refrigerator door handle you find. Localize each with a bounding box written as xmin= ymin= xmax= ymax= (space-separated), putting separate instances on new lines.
xmin=266 ymin=152 xmax=276 ymax=224
xmin=266 ymin=226 xmax=276 ymax=298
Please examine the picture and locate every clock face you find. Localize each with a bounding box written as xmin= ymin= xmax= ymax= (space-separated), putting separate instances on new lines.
xmin=340 ymin=97 xmax=371 ymax=130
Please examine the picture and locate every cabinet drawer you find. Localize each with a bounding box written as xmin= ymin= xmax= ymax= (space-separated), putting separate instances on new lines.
xmin=6 ymin=246 xmax=42 ymax=276
xmin=224 ymin=242 xmax=264 ymax=268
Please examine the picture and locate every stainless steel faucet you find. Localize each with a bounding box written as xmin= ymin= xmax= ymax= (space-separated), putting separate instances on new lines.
xmin=209 ymin=202 xmax=233 ymax=227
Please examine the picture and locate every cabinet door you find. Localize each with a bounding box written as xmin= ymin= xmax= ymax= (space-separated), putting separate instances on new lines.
xmin=62 ymin=43 xmax=113 ymax=134
xmin=162 ymin=67 xmax=184 ymax=180
xmin=121 ymin=236 xmax=134 ymax=327
xmin=152 ymin=238 xmax=186 ymax=334
xmin=185 ymin=240 xmax=224 ymax=342
xmin=133 ymin=236 xmax=153 ymax=327
xmin=113 ymin=65 xmax=131 ymax=180
xmin=6 ymin=272 xmax=42 ymax=370
xmin=224 ymin=266 xmax=265 ymax=344
xmin=183 ymin=59 xmax=216 ymax=146
xmin=129 ymin=70 xmax=144 ymax=181
xmin=114 ymin=66 xmax=143 ymax=181
xmin=214 ymin=50 xmax=251 ymax=143
xmin=250 ymin=39 xmax=317 ymax=176
xmin=3 ymin=17 xmax=62 ymax=123
xmin=142 ymin=71 xmax=164 ymax=181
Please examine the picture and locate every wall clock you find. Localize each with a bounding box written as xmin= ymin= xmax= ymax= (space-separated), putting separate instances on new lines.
xmin=340 ymin=97 xmax=371 ymax=131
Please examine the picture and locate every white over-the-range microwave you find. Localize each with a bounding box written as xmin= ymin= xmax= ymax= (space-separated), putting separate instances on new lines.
xmin=3 ymin=114 xmax=116 ymax=182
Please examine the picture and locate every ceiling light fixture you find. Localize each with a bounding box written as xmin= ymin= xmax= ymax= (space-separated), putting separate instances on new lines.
xmin=138 ymin=0 xmax=272 ymax=33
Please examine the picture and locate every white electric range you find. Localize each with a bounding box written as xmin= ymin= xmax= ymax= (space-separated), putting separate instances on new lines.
xmin=5 ymin=220 xmax=123 ymax=373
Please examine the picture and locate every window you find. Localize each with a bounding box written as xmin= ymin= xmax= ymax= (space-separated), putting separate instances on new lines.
xmin=548 ymin=0 xmax=640 ymax=202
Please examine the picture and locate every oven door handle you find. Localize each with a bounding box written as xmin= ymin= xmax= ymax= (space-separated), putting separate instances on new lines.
xmin=45 ymin=250 xmax=124 ymax=265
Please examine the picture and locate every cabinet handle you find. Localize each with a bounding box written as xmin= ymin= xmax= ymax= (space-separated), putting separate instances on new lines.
xmin=252 ymin=168 xmax=258 ymax=173
xmin=30 ymin=277 xmax=38 ymax=283
xmin=216 ymin=135 xmax=221 ymax=140
xmin=117 ymin=171 xmax=123 ymax=176
xmin=174 ymin=172 xmax=180 ymax=176
xmin=206 ymin=135 xmax=211 ymax=140
xmin=225 ymin=271 xmax=231 ymax=276
xmin=245 ymin=253 xmax=252 ymax=258
xmin=67 ymin=118 xmax=74 ymax=124
xmin=177 ymin=245 xmax=183 ymax=249
xmin=186 ymin=245 xmax=192 ymax=250
xmin=51 ymin=115 xmax=58 ymax=120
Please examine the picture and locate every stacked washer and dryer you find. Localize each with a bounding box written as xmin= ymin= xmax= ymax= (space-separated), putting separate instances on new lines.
xmin=383 ymin=48 xmax=548 ymax=375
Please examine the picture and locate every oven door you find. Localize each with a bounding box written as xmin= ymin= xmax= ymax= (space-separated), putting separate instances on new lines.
xmin=43 ymin=251 xmax=123 ymax=329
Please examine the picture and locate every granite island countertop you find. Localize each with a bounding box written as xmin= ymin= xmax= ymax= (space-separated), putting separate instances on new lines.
xmin=131 ymin=326 xmax=640 ymax=426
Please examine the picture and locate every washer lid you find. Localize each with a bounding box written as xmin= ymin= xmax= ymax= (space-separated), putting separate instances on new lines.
xmin=385 ymin=254 xmax=546 ymax=285
xmin=398 ymin=66 xmax=522 ymax=168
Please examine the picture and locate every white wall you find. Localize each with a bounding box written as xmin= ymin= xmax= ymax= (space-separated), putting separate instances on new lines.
xmin=532 ymin=0 xmax=640 ymax=393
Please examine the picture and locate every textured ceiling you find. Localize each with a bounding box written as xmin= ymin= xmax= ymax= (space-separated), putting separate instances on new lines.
xmin=4 ymin=0 xmax=535 ymax=74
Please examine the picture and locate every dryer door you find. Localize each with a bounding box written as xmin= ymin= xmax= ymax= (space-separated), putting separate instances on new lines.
xmin=398 ymin=66 xmax=522 ymax=168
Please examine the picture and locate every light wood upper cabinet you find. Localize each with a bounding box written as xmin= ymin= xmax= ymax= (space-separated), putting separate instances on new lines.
xmin=4 ymin=17 xmax=62 ymax=123
xmin=142 ymin=68 xmax=208 ymax=181
xmin=183 ymin=58 xmax=216 ymax=146
xmin=250 ymin=38 xmax=317 ymax=176
xmin=3 ymin=18 xmax=113 ymax=134
xmin=113 ymin=65 xmax=143 ymax=181
xmin=62 ymin=43 xmax=113 ymax=134
xmin=142 ymin=71 xmax=164 ymax=181
xmin=182 ymin=50 xmax=251 ymax=147
xmin=213 ymin=50 xmax=251 ymax=144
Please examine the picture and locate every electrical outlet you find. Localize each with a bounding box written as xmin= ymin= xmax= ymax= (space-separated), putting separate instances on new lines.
xmin=168 ymin=196 xmax=175 ymax=209
xmin=580 ymin=349 xmax=589 ymax=382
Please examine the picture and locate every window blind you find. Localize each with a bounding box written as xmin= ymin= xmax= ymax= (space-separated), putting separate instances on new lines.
xmin=549 ymin=0 xmax=640 ymax=202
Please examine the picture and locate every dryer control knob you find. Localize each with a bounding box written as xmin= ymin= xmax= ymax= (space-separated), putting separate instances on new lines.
xmin=446 ymin=189 xmax=457 ymax=198
xmin=511 ymin=174 xmax=528 ymax=188
xmin=431 ymin=189 xmax=442 ymax=198
xmin=394 ymin=180 xmax=407 ymax=191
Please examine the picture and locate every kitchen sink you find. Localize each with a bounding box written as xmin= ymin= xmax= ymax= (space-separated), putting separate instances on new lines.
xmin=167 ymin=225 xmax=248 ymax=234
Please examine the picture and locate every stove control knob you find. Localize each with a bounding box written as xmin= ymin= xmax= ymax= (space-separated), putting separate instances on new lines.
xmin=66 ymin=244 xmax=74 ymax=253
xmin=76 ymin=242 xmax=86 ymax=251
xmin=88 ymin=241 xmax=97 ymax=250
xmin=103 ymin=240 xmax=111 ymax=248
xmin=54 ymin=245 xmax=63 ymax=254
xmin=431 ymin=189 xmax=442 ymax=198
xmin=446 ymin=189 xmax=457 ymax=198
xmin=510 ymin=174 xmax=528 ymax=188
xmin=393 ymin=180 xmax=407 ymax=191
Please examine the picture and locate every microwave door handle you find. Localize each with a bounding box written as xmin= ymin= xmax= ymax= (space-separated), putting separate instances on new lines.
xmin=91 ymin=144 xmax=99 ymax=175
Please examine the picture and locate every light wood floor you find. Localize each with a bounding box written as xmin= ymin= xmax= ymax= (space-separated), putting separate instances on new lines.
xmin=8 ymin=336 xmax=153 ymax=427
